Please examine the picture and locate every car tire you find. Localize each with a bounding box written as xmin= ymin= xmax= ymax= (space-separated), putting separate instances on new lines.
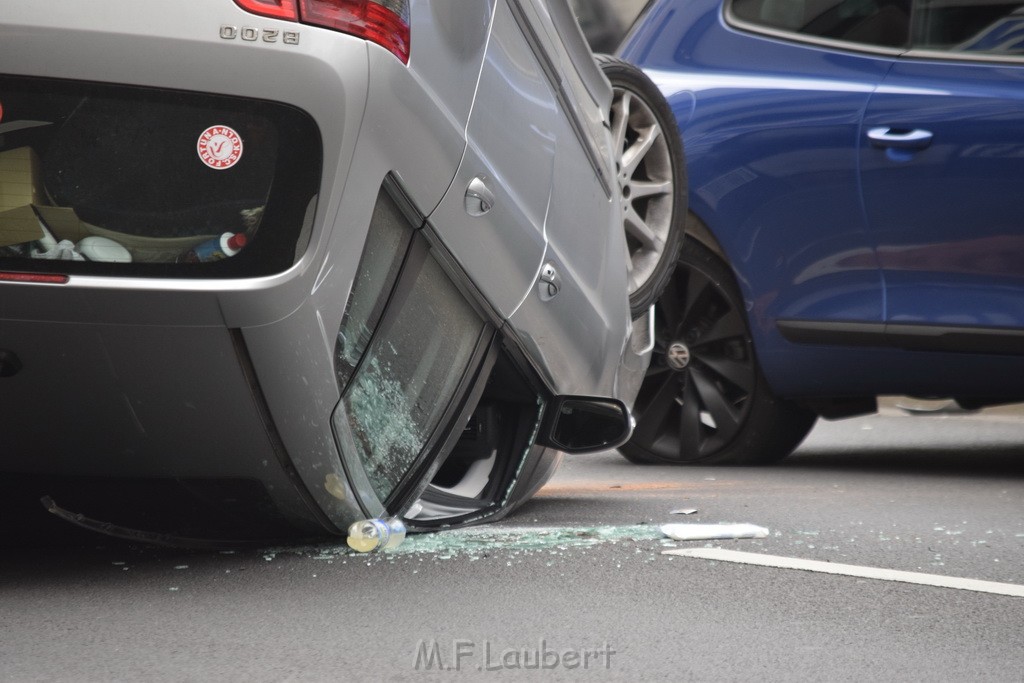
xmin=620 ymin=239 xmax=817 ymax=465
xmin=597 ymin=54 xmax=687 ymax=318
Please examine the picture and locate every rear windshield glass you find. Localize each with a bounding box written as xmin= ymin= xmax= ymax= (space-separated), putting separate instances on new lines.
xmin=0 ymin=76 xmax=321 ymax=278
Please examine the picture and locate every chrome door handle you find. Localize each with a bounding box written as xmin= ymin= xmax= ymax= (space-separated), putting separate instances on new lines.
xmin=537 ymin=262 xmax=561 ymax=301
xmin=866 ymin=127 xmax=933 ymax=150
xmin=464 ymin=176 xmax=495 ymax=217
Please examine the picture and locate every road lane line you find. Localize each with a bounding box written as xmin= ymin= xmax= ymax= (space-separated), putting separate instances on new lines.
xmin=663 ymin=548 xmax=1024 ymax=598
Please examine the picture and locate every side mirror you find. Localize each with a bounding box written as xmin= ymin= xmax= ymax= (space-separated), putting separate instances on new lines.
xmin=537 ymin=396 xmax=633 ymax=454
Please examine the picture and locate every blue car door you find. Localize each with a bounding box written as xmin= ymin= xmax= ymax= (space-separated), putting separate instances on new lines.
xmin=624 ymin=0 xmax=911 ymax=395
xmin=860 ymin=3 xmax=1024 ymax=344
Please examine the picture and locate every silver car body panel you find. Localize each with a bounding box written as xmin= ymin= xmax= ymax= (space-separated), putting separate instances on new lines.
xmin=430 ymin=0 xmax=637 ymax=399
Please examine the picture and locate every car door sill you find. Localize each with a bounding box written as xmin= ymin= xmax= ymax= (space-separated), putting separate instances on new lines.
xmin=777 ymin=319 xmax=1024 ymax=356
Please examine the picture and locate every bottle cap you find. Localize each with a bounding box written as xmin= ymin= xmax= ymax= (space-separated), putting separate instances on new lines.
xmin=226 ymin=233 xmax=248 ymax=250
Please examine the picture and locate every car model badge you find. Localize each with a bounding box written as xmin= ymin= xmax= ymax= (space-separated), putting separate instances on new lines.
xmin=197 ymin=125 xmax=243 ymax=170
xmin=220 ymin=25 xmax=300 ymax=45
xmin=666 ymin=342 xmax=691 ymax=370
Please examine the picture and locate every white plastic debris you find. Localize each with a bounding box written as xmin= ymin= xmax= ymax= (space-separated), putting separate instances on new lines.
xmin=670 ymin=508 xmax=698 ymax=515
xmin=30 ymin=223 xmax=84 ymax=261
xmin=31 ymin=238 xmax=84 ymax=261
xmin=78 ymin=236 xmax=131 ymax=263
xmin=660 ymin=523 xmax=770 ymax=541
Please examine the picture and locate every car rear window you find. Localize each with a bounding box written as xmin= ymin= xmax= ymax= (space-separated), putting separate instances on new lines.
xmin=0 ymin=76 xmax=321 ymax=279
xmin=730 ymin=0 xmax=1024 ymax=55
xmin=730 ymin=0 xmax=911 ymax=48
xmin=912 ymin=2 xmax=1024 ymax=54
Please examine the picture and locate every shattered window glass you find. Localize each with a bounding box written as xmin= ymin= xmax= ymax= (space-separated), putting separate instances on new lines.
xmin=334 ymin=189 xmax=411 ymax=390
xmin=332 ymin=255 xmax=485 ymax=503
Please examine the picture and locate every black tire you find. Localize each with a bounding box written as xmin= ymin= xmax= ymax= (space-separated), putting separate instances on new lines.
xmin=597 ymin=54 xmax=687 ymax=318
xmin=620 ymin=239 xmax=817 ymax=465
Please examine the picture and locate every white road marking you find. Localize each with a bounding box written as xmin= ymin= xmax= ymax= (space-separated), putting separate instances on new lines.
xmin=664 ymin=548 xmax=1024 ymax=598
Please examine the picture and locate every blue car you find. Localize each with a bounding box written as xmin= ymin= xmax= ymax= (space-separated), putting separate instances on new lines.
xmin=618 ymin=0 xmax=1024 ymax=465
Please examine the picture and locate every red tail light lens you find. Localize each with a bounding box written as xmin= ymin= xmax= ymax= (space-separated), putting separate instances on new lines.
xmin=233 ymin=0 xmax=410 ymax=64
xmin=300 ymin=0 xmax=410 ymax=63
xmin=233 ymin=0 xmax=299 ymax=20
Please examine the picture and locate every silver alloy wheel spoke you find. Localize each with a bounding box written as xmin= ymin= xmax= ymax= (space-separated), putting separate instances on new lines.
xmin=630 ymin=178 xmax=672 ymax=199
xmin=622 ymin=124 xmax=661 ymax=176
xmin=610 ymin=84 xmax=675 ymax=297
xmin=612 ymin=91 xmax=632 ymax=154
xmin=625 ymin=212 xmax=660 ymax=250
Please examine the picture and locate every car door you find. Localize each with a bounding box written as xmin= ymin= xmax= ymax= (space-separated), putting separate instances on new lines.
xmin=504 ymin=0 xmax=634 ymax=397
xmin=426 ymin=0 xmax=557 ymax=319
xmin=860 ymin=1 xmax=1024 ymax=341
xmin=633 ymin=0 xmax=905 ymax=345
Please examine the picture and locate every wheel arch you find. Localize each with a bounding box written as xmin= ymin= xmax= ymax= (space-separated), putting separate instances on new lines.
xmin=683 ymin=210 xmax=727 ymax=263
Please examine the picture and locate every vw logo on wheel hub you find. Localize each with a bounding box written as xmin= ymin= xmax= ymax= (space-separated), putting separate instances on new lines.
xmin=666 ymin=342 xmax=691 ymax=370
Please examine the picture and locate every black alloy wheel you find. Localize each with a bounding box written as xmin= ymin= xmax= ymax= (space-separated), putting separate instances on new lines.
xmin=621 ymin=239 xmax=816 ymax=465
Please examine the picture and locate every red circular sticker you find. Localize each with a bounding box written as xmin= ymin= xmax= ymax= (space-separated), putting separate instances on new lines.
xmin=197 ymin=125 xmax=243 ymax=170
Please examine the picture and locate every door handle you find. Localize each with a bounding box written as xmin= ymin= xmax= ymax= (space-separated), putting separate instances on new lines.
xmin=866 ymin=127 xmax=933 ymax=150
xmin=537 ymin=262 xmax=561 ymax=302
xmin=464 ymin=176 xmax=495 ymax=217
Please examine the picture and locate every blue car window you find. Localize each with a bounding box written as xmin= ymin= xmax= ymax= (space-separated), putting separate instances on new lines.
xmin=730 ymin=0 xmax=911 ymax=48
xmin=911 ymin=2 xmax=1024 ymax=55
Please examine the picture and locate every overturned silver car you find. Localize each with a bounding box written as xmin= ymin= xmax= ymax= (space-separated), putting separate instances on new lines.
xmin=0 ymin=0 xmax=684 ymax=543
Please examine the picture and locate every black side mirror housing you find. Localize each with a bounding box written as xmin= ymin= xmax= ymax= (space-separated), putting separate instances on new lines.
xmin=537 ymin=396 xmax=633 ymax=454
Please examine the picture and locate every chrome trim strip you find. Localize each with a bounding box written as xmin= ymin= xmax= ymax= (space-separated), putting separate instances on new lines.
xmin=900 ymin=48 xmax=1024 ymax=65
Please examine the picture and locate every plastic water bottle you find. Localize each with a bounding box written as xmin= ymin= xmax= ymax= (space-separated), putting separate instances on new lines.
xmin=346 ymin=516 xmax=407 ymax=552
xmin=178 ymin=232 xmax=247 ymax=263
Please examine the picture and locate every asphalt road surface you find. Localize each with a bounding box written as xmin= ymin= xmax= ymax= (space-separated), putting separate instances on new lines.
xmin=3 ymin=406 xmax=1023 ymax=681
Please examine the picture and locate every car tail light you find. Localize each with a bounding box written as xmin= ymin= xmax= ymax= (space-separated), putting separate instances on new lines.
xmin=233 ymin=0 xmax=299 ymax=20
xmin=233 ymin=0 xmax=410 ymax=64
xmin=0 ymin=272 xmax=70 ymax=284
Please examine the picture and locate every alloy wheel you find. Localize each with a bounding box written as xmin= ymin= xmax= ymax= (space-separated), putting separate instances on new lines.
xmin=608 ymin=81 xmax=677 ymax=304
xmin=628 ymin=256 xmax=757 ymax=461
